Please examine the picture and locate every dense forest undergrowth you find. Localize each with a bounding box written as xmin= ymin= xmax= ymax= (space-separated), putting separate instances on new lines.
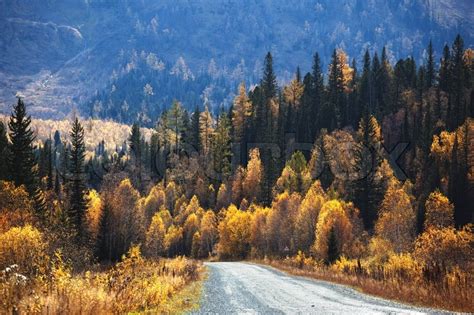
xmin=0 ymin=35 xmax=473 ymax=313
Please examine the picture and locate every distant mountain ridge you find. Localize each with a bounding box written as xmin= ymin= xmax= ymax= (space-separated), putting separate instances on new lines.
xmin=0 ymin=0 xmax=472 ymax=121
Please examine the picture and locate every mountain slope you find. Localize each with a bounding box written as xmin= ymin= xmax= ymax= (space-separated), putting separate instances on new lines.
xmin=0 ymin=0 xmax=472 ymax=120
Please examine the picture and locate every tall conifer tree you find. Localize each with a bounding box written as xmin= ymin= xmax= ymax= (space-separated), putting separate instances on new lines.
xmin=69 ymin=117 xmax=87 ymax=235
xmin=8 ymin=98 xmax=45 ymax=214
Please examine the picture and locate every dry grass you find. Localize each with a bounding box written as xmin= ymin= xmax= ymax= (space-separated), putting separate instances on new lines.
xmin=1 ymin=246 xmax=204 ymax=314
xmin=255 ymin=256 xmax=473 ymax=313
xmin=157 ymin=268 xmax=207 ymax=314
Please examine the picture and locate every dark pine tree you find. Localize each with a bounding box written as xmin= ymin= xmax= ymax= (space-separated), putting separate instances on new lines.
xmin=96 ymin=199 xmax=112 ymax=261
xmin=359 ymin=50 xmax=372 ymax=116
xmin=53 ymin=130 xmax=61 ymax=148
xmin=258 ymin=52 xmax=280 ymax=205
xmin=129 ymin=122 xmax=143 ymax=190
xmin=0 ymin=121 xmax=10 ymax=180
xmin=348 ymin=58 xmax=359 ymax=128
xmin=46 ymin=139 xmax=53 ymax=190
xmin=312 ymin=52 xmax=325 ymax=136
xmin=438 ymin=44 xmax=451 ymax=93
xmin=372 ymin=52 xmax=382 ymax=117
xmin=211 ymin=110 xmax=232 ymax=185
xmin=262 ymin=52 xmax=277 ymax=101
xmin=188 ymin=106 xmax=201 ymax=153
xmin=8 ymin=98 xmax=45 ymax=214
xmin=426 ymin=40 xmax=435 ymax=88
xmin=379 ymin=47 xmax=393 ymax=115
xmin=352 ymin=114 xmax=383 ymax=231
xmin=68 ymin=117 xmax=87 ymax=237
xmin=326 ymin=49 xmax=345 ymax=129
xmin=297 ymin=72 xmax=313 ymax=147
xmin=451 ymin=34 xmax=467 ymax=128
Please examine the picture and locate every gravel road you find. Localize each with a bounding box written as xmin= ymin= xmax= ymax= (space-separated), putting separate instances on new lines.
xmin=192 ymin=262 xmax=445 ymax=315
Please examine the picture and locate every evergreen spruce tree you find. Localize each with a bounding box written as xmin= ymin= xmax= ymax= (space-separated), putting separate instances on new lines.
xmin=211 ymin=111 xmax=232 ymax=184
xmin=439 ymin=44 xmax=451 ymax=93
xmin=8 ymin=98 xmax=45 ymax=214
xmin=129 ymin=122 xmax=142 ymax=161
xmin=46 ymin=139 xmax=53 ymax=190
xmin=359 ymin=50 xmax=372 ymax=115
xmin=188 ymin=106 xmax=201 ymax=154
xmin=352 ymin=114 xmax=383 ymax=231
xmin=257 ymin=52 xmax=280 ymax=204
xmin=149 ymin=132 xmax=159 ymax=178
xmin=53 ymin=130 xmax=61 ymax=148
xmin=60 ymin=142 xmax=69 ymax=195
xmin=312 ymin=52 xmax=324 ymax=133
xmin=348 ymin=58 xmax=359 ymax=128
xmin=0 ymin=121 xmax=10 ymax=180
xmin=129 ymin=122 xmax=143 ymax=189
xmin=327 ymin=49 xmax=345 ymax=128
xmin=417 ymin=66 xmax=426 ymax=100
xmin=96 ymin=199 xmax=111 ymax=261
xmin=232 ymin=82 xmax=252 ymax=164
xmin=379 ymin=47 xmax=393 ymax=114
xmin=422 ymin=102 xmax=433 ymax=154
xmin=262 ymin=52 xmax=277 ymax=100
xmin=39 ymin=142 xmax=47 ymax=181
xmin=426 ymin=40 xmax=435 ymax=88
xmin=69 ymin=117 xmax=87 ymax=236
xmin=181 ymin=109 xmax=190 ymax=153
xmin=451 ymin=34 xmax=466 ymax=128
xmin=372 ymin=52 xmax=382 ymax=116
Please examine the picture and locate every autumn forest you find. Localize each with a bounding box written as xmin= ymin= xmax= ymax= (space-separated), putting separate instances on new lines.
xmin=0 ymin=34 xmax=473 ymax=313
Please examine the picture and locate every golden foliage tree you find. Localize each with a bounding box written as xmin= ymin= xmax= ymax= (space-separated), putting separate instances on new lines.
xmin=0 ymin=181 xmax=35 ymax=232
xmin=313 ymin=200 xmax=361 ymax=261
xmin=164 ymin=181 xmax=178 ymax=214
xmin=250 ymin=206 xmax=270 ymax=256
xmin=183 ymin=213 xmax=200 ymax=255
xmin=231 ymin=166 xmax=245 ymax=205
xmin=191 ymin=231 xmax=202 ymax=258
xmin=424 ymin=190 xmax=454 ymax=230
xmin=85 ymin=189 xmax=102 ymax=242
xmin=175 ymin=195 xmax=203 ymax=226
xmin=164 ymin=225 xmax=183 ymax=257
xmin=375 ymin=179 xmax=416 ymax=253
xmin=198 ymin=210 xmax=218 ymax=257
xmin=232 ymin=82 xmax=252 ymax=143
xmin=199 ymin=105 xmax=214 ymax=156
xmin=266 ymin=192 xmax=301 ymax=255
xmin=283 ymin=77 xmax=304 ymax=108
xmin=414 ymin=225 xmax=473 ymax=272
xmin=242 ymin=148 xmax=263 ymax=203
xmin=294 ymin=181 xmax=326 ymax=252
xmin=157 ymin=208 xmax=173 ymax=230
xmin=217 ymin=205 xmax=253 ymax=259
xmin=107 ymin=179 xmax=144 ymax=260
xmin=216 ymin=183 xmax=231 ymax=211
xmin=328 ymin=49 xmax=354 ymax=93
xmin=141 ymin=184 xmax=166 ymax=224
xmin=144 ymin=212 xmax=166 ymax=257
xmin=0 ymin=225 xmax=48 ymax=277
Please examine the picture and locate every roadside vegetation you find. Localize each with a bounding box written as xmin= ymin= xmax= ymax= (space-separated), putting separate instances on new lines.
xmin=0 ymin=235 xmax=202 ymax=314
